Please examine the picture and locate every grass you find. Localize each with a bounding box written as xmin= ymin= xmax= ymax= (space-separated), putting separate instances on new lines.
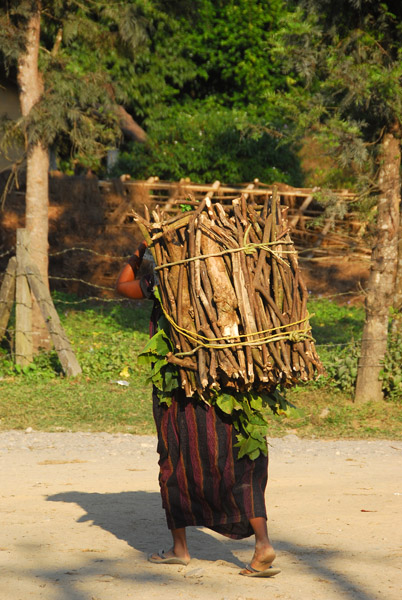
xmin=0 ymin=380 xmax=155 ymax=434
xmin=0 ymin=293 xmax=401 ymax=439
xmin=269 ymin=388 xmax=402 ymax=439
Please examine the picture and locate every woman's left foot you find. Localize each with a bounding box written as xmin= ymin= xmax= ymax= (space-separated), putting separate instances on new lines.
xmin=240 ymin=544 xmax=277 ymax=576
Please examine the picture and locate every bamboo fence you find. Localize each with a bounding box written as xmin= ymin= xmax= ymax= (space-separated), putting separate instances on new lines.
xmin=98 ymin=177 xmax=370 ymax=261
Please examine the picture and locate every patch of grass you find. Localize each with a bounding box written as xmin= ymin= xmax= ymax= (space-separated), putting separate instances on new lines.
xmin=0 ymin=294 xmax=401 ymax=438
xmin=0 ymin=379 xmax=155 ymax=434
xmin=308 ymin=298 xmax=365 ymax=345
xmin=270 ymin=387 xmax=402 ymax=439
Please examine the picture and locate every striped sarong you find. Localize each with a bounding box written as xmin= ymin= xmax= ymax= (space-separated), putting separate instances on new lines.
xmin=153 ymin=388 xmax=268 ymax=539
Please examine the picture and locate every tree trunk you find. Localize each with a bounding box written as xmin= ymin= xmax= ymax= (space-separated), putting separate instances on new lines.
xmin=17 ymin=3 xmax=51 ymax=350
xmin=391 ymin=224 xmax=402 ymax=333
xmin=354 ymin=131 xmax=401 ymax=403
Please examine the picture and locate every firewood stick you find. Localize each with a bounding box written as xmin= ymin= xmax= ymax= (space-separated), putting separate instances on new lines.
xmin=188 ymin=216 xmax=208 ymax=389
xmin=199 ymin=214 xmax=239 ymax=339
xmin=176 ymin=241 xmax=197 ymax=362
xmin=254 ymin=295 xmax=273 ymax=371
xmin=270 ymin=188 xmax=285 ymax=311
xmin=232 ymin=199 xmax=248 ymax=228
xmin=214 ymin=203 xmax=237 ymax=234
xmin=166 ymin=353 xmax=198 ymax=370
xmin=255 ymin=281 xmax=293 ymax=377
xmin=199 ymin=261 xmax=243 ymax=377
xmin=197 ymin=222 xmax=244 ymax=377
xmin=160 ymin=236 xmax=198 ymax=391
xmin=256 ymin=295 xmax=287 ymax=375
xmin=255 ymin=283 xmax=287 ymax=327
xmin=192 ymin=214 xmax=240 ymax=381
xmin=277 ymin=261 xmax=293 ymax=314
xmin=246 ymin=255 xmax=270 ymax=381
xmin=234 ymin=214 xmax=262 ymax=381
xmin=247 ymin=203 xmax=263 ymax=238
xmin=289 ymin=269 xmax=302 ymax=374
xmin=253 ymin=214 xmax=272 ymax=287
xmin=194 ymin=227 xmax=217 ymax=382
xmin=261 ymin=193 xmax=270 ymax=222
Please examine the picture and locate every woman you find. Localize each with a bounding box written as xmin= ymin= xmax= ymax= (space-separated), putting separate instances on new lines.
xmin=116 ymin=242 xmax=280 ymax=577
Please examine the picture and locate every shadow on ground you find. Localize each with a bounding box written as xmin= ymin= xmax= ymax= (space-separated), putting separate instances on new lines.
xmin=43 ymin=490 xmax=383 ymax=600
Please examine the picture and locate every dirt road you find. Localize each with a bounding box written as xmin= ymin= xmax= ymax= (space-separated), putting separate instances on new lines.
xmin=1 ymin=431 xmax=401 ymax=600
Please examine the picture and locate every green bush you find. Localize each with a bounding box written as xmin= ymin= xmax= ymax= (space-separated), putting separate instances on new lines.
xmin=111 ymin=101 xmax=303 ymax=185
xmin=380 ymin=332 xmax=402 ymax=401
xmin=319 ymin=342 xmax=360 ymax=393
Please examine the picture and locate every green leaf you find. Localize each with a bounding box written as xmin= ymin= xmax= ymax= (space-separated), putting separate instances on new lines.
xmin=248 ymin=448 xmax=261 ymax=460
xmin=216 ymin=392 xmax=236 ymax=414
xmin=150 ymin=358 xmax=168 ymax=375
xmin=162 ymin=366 xmax=180 ymax=392
xmin=248 ymin=391 xmax=263 ymax=411
xmin=236 ymin=435 xmax=262 ymax=459
xmin=248 ymin=412 xmax=267 ymax=428
xmin=138 ymin=329 xmax=172 ymax=364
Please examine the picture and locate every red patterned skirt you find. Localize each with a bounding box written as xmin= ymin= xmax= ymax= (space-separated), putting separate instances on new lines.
xmin=152 ymin=388 xmax=268 ymax=539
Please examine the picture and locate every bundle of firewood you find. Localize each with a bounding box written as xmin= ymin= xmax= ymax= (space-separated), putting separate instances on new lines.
xmin=134 ymin=190 xmax=323 ymax=398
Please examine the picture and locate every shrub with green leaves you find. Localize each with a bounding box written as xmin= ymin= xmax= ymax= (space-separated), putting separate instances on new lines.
xmin=380 ymin=332 xmax=402 ymax=401
xmin=320 ymin=343 xmax=360 ymax=393
xmin=111 ymin=101 xmax=302 ymax=185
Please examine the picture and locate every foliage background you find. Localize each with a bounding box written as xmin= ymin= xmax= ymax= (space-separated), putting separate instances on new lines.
xmin=0 ymin=0 xmax=305 ymax=183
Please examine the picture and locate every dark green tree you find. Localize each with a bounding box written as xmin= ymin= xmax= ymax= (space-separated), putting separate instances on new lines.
xmin=272 ymin=0 xmax=402 ymax=402
xmin=0 ymin=0 xmax=153 ymax=348
xmin=113 ymin=0 xmax=303 ymax=185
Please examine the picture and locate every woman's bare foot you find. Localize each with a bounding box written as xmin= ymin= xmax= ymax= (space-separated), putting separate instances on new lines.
xmin=240 ymin=542 xmax=277 ymax=575
xmin=148 ymin=547 xmax=190 ymax=565
xmin=149 ymin=527 xmax=191 ymax=565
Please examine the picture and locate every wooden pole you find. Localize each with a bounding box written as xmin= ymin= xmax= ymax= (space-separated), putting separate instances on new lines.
xmin=0 ymin=256 xmax=16 ymax=341
xmin=15 ymin=229 xmax=33 ymax=366
xmin=25 ymin=262 xmax=82 ymax=377
xmin=289 ymin=195 xmax=314 ymax=228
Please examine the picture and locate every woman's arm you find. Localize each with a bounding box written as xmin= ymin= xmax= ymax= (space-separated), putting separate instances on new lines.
xmin=115 ymin=242 xmax=147 ymax=300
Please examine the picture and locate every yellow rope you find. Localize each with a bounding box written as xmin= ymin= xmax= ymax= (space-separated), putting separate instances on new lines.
xmin=154 ymin=239 xmax=295 ymax=271
xmin=173 ymin=329 xmax=312 ymax=358
xmin=159 ymin=302 xmax=312 ymax=352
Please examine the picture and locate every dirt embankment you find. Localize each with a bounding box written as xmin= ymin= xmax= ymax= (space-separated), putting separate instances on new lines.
xmin=0 ymin=176 xmax=148 ymax=296
xmin=0 ymin=173 xmax=369 ymax=300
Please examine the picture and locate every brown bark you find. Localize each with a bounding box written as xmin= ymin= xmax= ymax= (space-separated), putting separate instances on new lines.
xmin=199 ymin=214 xmax=240 ymax=338
xmin=17 ymin=3 xmax=51 ymax=351
xmin=115 ymin=105 xmax=147 ymax=143
xmin=354 ymin=131 xmax=401 ymax=403
xmin=391 ymin=225 xmax=402 ymax=334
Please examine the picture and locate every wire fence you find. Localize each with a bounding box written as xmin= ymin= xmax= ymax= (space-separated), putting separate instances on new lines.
xmin=0 ymin=178 xmax=375 ymax=369
xmin=0 ymin=241 xmax=370 ymax=367
xmin=1 ymin=245 xmax=369 ymax=302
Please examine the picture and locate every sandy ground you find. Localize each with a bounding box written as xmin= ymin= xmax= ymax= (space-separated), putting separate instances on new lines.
xmin=0 ymin=431 xmax=401 ymax=600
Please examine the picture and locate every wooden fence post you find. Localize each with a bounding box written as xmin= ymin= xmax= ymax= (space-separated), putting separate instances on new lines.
xmin=289 ymin=195 xmax=314 ymax=228
xmin=15 ymin=229 xmax=33 ymax=366
xmin=25 ymin=262 xmax=82 ymax=377
xmin=0 ymin=256 xmax=17 ymax=341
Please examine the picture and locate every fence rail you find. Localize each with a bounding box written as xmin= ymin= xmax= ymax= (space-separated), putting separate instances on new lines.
xmin=0 ymin=177 xmax=371 ymax=303
xmin=96 ymin=178 xmax=370 ymax=257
